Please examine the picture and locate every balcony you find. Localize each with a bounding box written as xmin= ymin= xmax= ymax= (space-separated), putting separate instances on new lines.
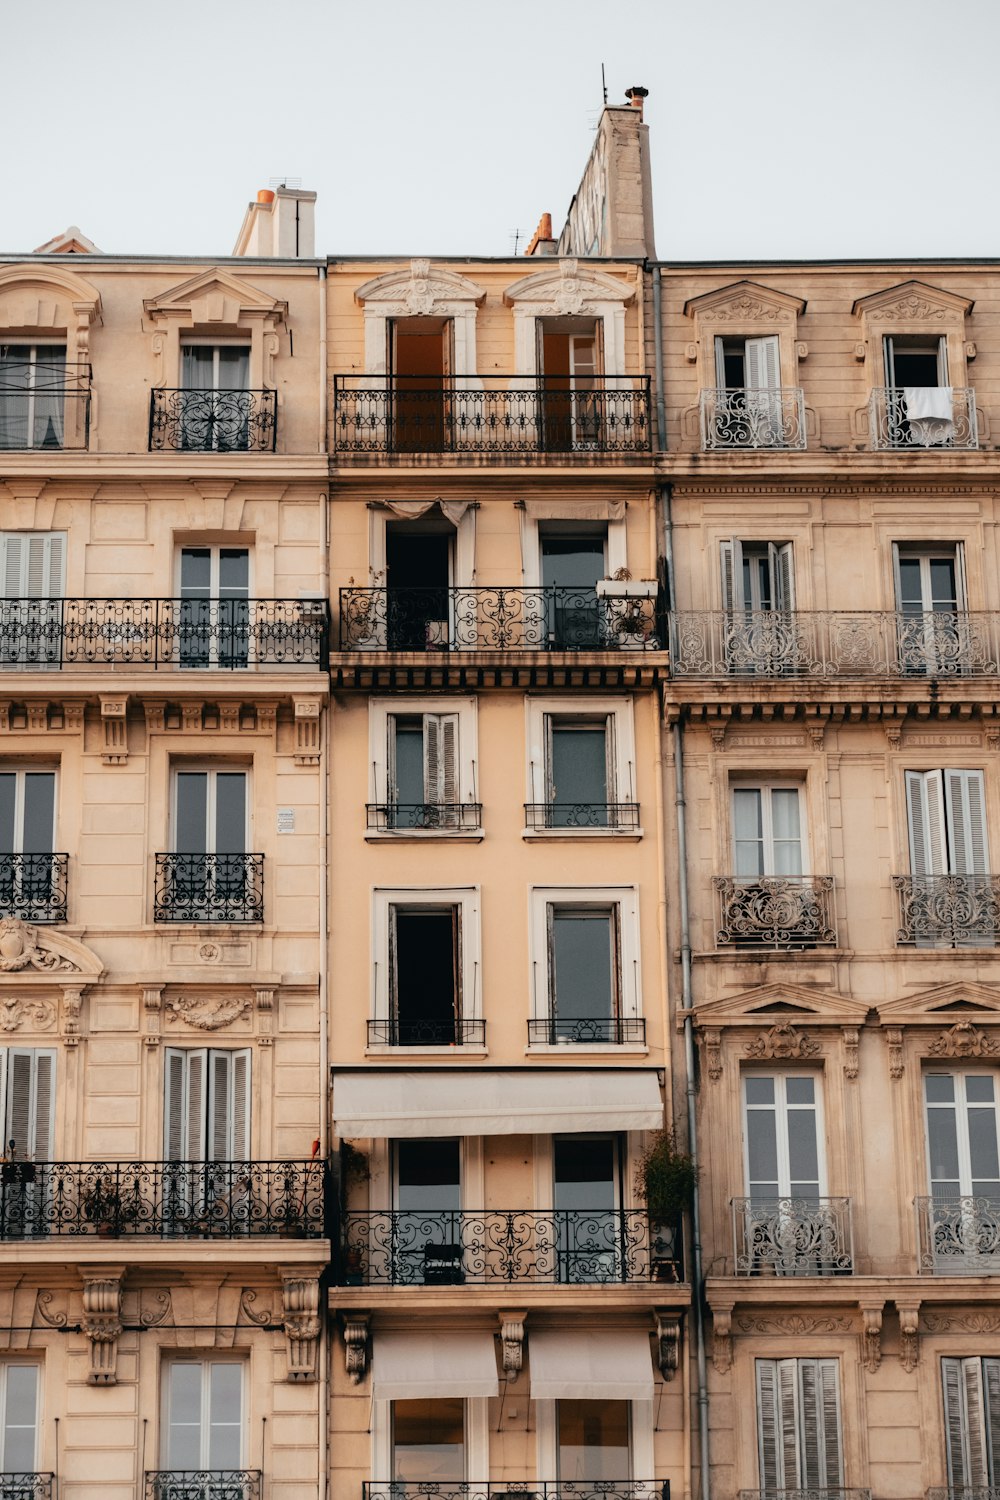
xmin=0 ymin=598 xmax=329 ymax=670
xmin=0 ymin=1477 xmax=54 ymax=1500
xmin=367 ymin=1018 xmax=486 ymax=1047
xmin=340 ymin=1208 xmax=679 ymax=1285
xmin=149 ymin=389 xmax=277 ymax=452
xmin=527 ymin=1018 xmax=647 ymax=1046
xmin=339 ymin=587 xmax=662 ymax=652
xmin=740 ymin=1491 xmax=871 ymax=1500
xmin=366 ymin=803 xmax=482 ymax=832
xmin=669 ymin=610 xmax=1000 ymax=678
xmin=868 ymin=387 xmax=978 ymax=450
xmin=928 ymin=1490 xmax=1000 ymax=1500
xmin=714 ymin=876 xmax=837 ymax=949
xmin=0 ymin=360 xmax=92 ymax=449
xmin=153 ymin=854 xmax=264 ymax=924
xmin=699 ymin=387 xmax=807 ymax=450
xmin=894 ymin=875 xmax=1000 ymax=948
xmin=916 ymin=1195 xmax=1000 ymax=1273
xmin=524 ymin=802 xmax=640 ymax=832
xmin=146 ymin=1475 xmax=261 ymax=1500
xmin=732 ymin=1196 xmax=854 ymax=1276
xmin=332 ymin=375 xmax=650 ymax=456
xmin=0 ymin=1160 xmax=326 ymax=1239
xmin=363 ymin=1486 xmax=666 ymax=1500
xmin=0 ymin=853 xmax=68 ymax=923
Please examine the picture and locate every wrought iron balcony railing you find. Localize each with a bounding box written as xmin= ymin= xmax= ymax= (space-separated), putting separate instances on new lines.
xmin=0 ymin=1475 xmax=54 ymax=1500
xmin=0 ymin=598 xmax=329 ymax=670
xmin=669 ymin=610 xmax=1000 ymax=678
xmin=740 ymin=1490 xmax=871 ymax=1500
xmin=340 ymin=1208 xmax=679 ymax=1284
xmin=367 ymin=1018 xmax=486 ymax=1047
xmin=0 ymin=360 xmax=92 ymax=449
xmin=0 ymin=853 xmax=68 ymax=924
xmin=153 ymin=854 xmax=264 ymax=924
xmin=527 ymin=1017 xmax=647 ymax=1046
xmin=715 ymin=876 xmax=837 ymax=949
xmin=916 ymin=1195 xmax=1000 ymax=1273
xmin=149 ymin=389 xmax=277 ymax=452
xmin=332 ymin=374 xmax=651 ymax=455
xmin=363 ymin=1485 xmax=667 ymax=1500
xmin=366 ymin=803 xmax=482 ymax=832
xmin=524 ymin=802 xmax=640 ymax=831
xmin=0 ymin=1160 xmax=326 ymax=1239
xmin=146 ymin=1473 xmax=262 ymax=1500
xmin=340 ymin=587 xmax=662 ymax=651
xmin=700 ymin=387 xmax=807 ymax=450
xmin=732 ymin=1196 xmax=854 ymax=1276
xmin=927 ymin=1489 xmax=1000 ymax=1500
xmin=869 ymin=387 xmax=978 ymax=450
xmin=894 ymin=876 xmax=1000 ymax=947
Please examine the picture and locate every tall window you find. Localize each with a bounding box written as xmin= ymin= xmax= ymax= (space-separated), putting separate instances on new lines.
xmin=388 ymin=713 xmax=459 ymax=828
xmin=545 ymin=717 xmax=613 ymax=827
xmin=743 ymin=1075 xmax=823 ymax=1201
xmin=393 ymin=1139 xmax=461 ymax=1285
xmin=756 ymin=1358 xmax=843 ymax=1491
xmin=164 ymin=1049 xmax=250 ymax=1162
xmin=389 ymin=906 xmax=461 ymax=1045
xmin=163 ymin=1362 xmax=243 ymax=1470
xmin=0 ymin=533 xmax=66 ymax=670
xmin=554 ymin=1135 xmax=622 ymax=1283
xmin=548 ymin=906 xmax=620 ymax=1039
xmin=0 ymin=1365 xmax=39 ymax=1470
xmin=925 ymin=1073 xmax=1000 ymax=1200
xmin=0 ymin=345 xmax=67 ymax=449
xmin=884 ymin=334 xmax=947 ymax=389
xmin=557 ymin=1398 xmax=630 ymax=1480
xmin=538 ymin=320 xmax=603 ymax=450
xmin=0 ymin=1049 xmax=55 ymax=1164
xmin=392 ymin=1397 xmax=464 ymax=1480
xmin=0 ymin=771 xmax=56 ymax=919
xmin=715 ymin=335 xmax=780 ymax=393
xmin=906 ymin=770 xmax=988 ymax=880
xmin=733 ymin=785 xmax=805 ymax=878
xmin=181 ymin=346 xmax=250 ymax=393
xmin=180 ymin=344 xmax=251 ymax=452
xmin=541 ymin=528 xmax=606 ymax=648
xmin=713 ymin=337 xmax=785 ymax=446
xmin=721 ymin=540 xmax=794 ymax=615
xmin=178 ymin=548 xmax=250 ymax=669
xmin=943 ymin=1358 xmax=1000 ymax=1488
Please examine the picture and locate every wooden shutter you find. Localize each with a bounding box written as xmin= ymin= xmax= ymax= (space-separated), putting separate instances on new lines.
xmin=3 ymin=1050 xmax=25 ymax=1158
xmin=1 ymin=534 xmax=64 ymax=599
xmin=745 ymin=336 xmax=781 ymax=391
xmin=714 ymin=337 xmax=728 ymax=388
xmin=720 ymin=539 xmax=744 ymax=610
xmin=774 ymin=543 xmax=795 ymax=610
xmin=2 ymin=536 xmax=23 ymax=598
xmin=944 ymin=769 xmax=989 ymax=876
xmin=230 ymin=1051 xmax=251 ymax=1160
xmin=4 ymin=1049 xmax=54 ymax=1160
xmin=208 ymin=1050 xmax=232 ymax=1160
xmin=906 ymin=770 xmax=948 ymax=876
xmin=985 ymin=1359 xmax=1000 ymax=1483
xmin=943 ymin=1356 xmax=991 ymax=1487
xmin=757 ymin=1358 xmax=802 ymax=1489
xmin=164 ymin=1049 xmax=187 ymax=1160
xmin=164 ymin=1048 xmax=208 ymax=1160
xmin=424 ymin=713 xmax=459 ymax=804
xmin=802 ymin=1358 xmax=843 ymax=1486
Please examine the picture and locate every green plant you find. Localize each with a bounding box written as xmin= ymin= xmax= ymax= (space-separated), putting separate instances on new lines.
xmin=634 ymin=1130 xmax=697 ymax=1220
xmin=340 ymin=1141 xmax=370 ymax=1185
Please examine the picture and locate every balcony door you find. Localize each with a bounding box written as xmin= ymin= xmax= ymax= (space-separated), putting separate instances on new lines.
xmin=756 ymin=1358 xmax=843 ymax=1491
xmin=389 ymin=317 xmax=452 ymax=453
xmin=906 ymin=771 xmax=988 ymax=883
xmin=741 ymin=1074 xmax=833 ymax=1275
xmin=0 ymin=345 xmax=67 ymax=450
xmin=894 ymin=545 xmax=966 ymax=674
xmin=0 ymin=771 xmax=55 ymax=920
xmin=714 ymin=336 xmax=783 ymax=445
xmin=180 ymin=344 xmax=251 ymax=452
xmin=557 ymin=1398 xmax=631 ymax=1481
xmin=0 ymin=1050 xmax=55 ymax=1239
xmin=164 ymin=1361 xmax=244 ymax=1472
xmin=389 ymin=906 xmax=461 ymax=1046
xmin=733 ymin=785 xmax=804 ymax=879
xmin=720 ymin=540 xmax=794 ymax=673
xmin=392 ymin=1138 xmax=461 ymax=1284
xmin=943 ymin=1358 xmax=1000 ymax=1489
xmin=0 ymin=532 xmax=65 ymax=669
xmin=545 ymin=716 xmax=613 ymax=828
xmin=388 ymin=713 xmax=459 ymax=829
xmin=0 ymin=1365 xmax=39 ymax=1470
xmin=547 ymin=906 xmax=620 ymax=1042
xmin=540 ymin=529 xmax=606 ymax=648
xmin=171 ymin=770 xmax=248 ymax=920
xmin=164 ymin=1049 xmax=250 ymax=1230
xmin=883 ymin=335 xmax=951 ymax=445
xmin=392 ymin=1396 xmax=464 ymax=1480
xmin=178 ymin=548 xmax=250 ymax=669
xmin=538 ymin=320 xmax=603 ymax=450
xmin=925 ymin=1071 xmax=1000 ymax=1205
xmin=553 ymin=1134 xmax=622 ymax=1283
xmin=384 ymin=521 xmax=453 ymax=650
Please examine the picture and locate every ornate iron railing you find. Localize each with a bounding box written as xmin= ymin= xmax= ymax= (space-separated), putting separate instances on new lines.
xmin=364 ymin=1485 xmax=666 ymax=1500
xmin=366 ymin=803 xmax=482 ymax=832
xmin=527 ymin=1017 xmax=647 ymax=1045
xmin=0 ymin=1475 xmax=54 ymax=1500
xmin=332 ymin=375 xmax=651 ymax=455
xmin=339 ymin=587 xmax=663 ymax=651
xmin=927 ymin=1489 xmax=1000 ymax=1500
xmin=0 ymin=853 xmax=68 ymax=924
xmin=0 ymin=359 xmax=92 ymax=449
xmin=0 ymin=598 xmax=329 ymax=669
xmin=894 ymin=876 xmax=1000 ymax=947
xmin=524 ymin=802 xmax=640 ymax=831
xmin=869 ymin=387 xmax=978 ymax=450
xmin=367 ymin=1018 xmax=486 ymax=1047
xmin=916 ymin=1196 xmax=1000 ymax=1272
xmin=146 ymin=1474 xmax=262 ymax=1500
xmin=732 ymin=1196 xmax=854 ymax=1276
xmin=340 ymin=1208 xmax=675 ymax=1284
xmin=669 ymin=610 xmax=1000 ymax=678
xmin=0 ymin=1161 xmax=326 ymax=1238
xmin=149 ymin=389 xmax=277 ymax=452
xmin=700 ymin=387 xmax=807 ymax=450
xmin=740 ymin=1491 xmax=871 ymax=1500
xmin=715 ymin=876 xmax=837 ymax=948
xmin=153 ymin=854 xmax=264 ymax=924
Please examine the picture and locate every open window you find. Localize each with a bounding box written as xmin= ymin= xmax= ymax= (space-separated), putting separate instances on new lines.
xmin=553 ymin=1134 xmax=624 ymax=1283
xmin=372 ymin=887 xmax=481 ymax=1048
xmin=392 ymin=1138 xmax=463 ymax=1285
xmin=0 ymin=769 xmax=59 ymax=922
xmin=389 ymin=316 xmax=452 ymax=453
xmin=0 ymin=1049 xmax=54 ymax=1238
xmin=368 ymin=697 xmax=479 ymax=836
xmin=0 ymin=532 xmax=66 ymax=671
xmin=893 ymin=544 xmax=969 ymax=674
xmin=385 ymin=515 xmax=453 ymax=650
xmin=540 ymin=524 xmax=607 ymax=648
xmin=537 ymin=317 xmax=603 ymax=450
xmin=529 ymin=886 xmax=641 ymax=1047
xmin=392 ymin=1395 xmax=464 ymax=1479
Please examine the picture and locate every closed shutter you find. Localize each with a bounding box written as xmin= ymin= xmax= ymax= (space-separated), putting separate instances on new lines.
xmin=165 ymin=1050 xmax=186 ymax=1160
xmin=774 ymin=543 xmax=795 ymax=611
xmin=1 ymin=1365 xmax=39 ymax=1470
xmin=944 ymin=1356 xmax=990 ymax=1487
xmin=424 ymin=713 xmax=460 ymax=805
xmin=164 ymin=1048 xmax=208 ymax=1159
xmin=801 ymin=1358 xmax=843 ymax=1486
xmin=745 ymin=336 xmax=781 ymax=392
xmin=0 ymin=534 xmax=64 ymax=599
xmin=3 ymin=1049 xmax=55 ymax=1160
xmin=944 ymin=769 xmax=990 ymax=876
xmin=206 ymin=1049 xmax=251 ymax=1161
xmin=757 ymin=1358 xmax=802 ymax=1488
xmin=721 ymin=539 xmax=743 ymax=610
xmin=906 ymin=770 xmax=949 ymax=876
xmin=2 ymin=536 xmax=22 ymax=598
xmin=757 ymin=1358 xmax=841 ymax=1489
xmin=778 ymin=1359 xmax=802 ymax=1488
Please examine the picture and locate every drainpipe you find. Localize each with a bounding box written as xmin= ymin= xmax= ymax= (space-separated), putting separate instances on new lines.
xmin=652 ymin=264 xmax=666 ymax=453
xmin=318 ymin=266 xmax=328 ymax=455
xmin=317 ymin=261 xmax=331 ymax=1500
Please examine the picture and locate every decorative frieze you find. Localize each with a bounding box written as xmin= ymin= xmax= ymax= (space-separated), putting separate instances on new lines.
xmin=744 ymin=1022 xmax=821 ymax=1062
xmin=166 ymin=993 xmax=253 ymax=1031
xmin=928 ymin=1021 xmax=999 ymax=1060
xmin=0 ymin=996 xmax=56 ymax=1032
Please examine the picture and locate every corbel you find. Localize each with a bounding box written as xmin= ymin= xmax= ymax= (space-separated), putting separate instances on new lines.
xmin=26 ymin=703 xmax=48 ymax=732
xmin=219 ymin=702 xmax=241 ymax=731
xmin=498 ymin=1310 xmax=526 ymax=1381
xmin=181 ymin=703 xmax=203 ymax=733
xmin=293 ymin=698 xmax=323 ymax=766
xmin=61 ymin=987 xmax=85 ymax=1046
xmin=965 ymin=342 xmax=977 ymax=360
xmin=842 ymin=1027 xmax=859 ymax=1082
xmin=854 ymin=342 xmax=867 ymax=362
xmin=280 ymin=1275 xmax=321 ymax=1383
xmin=62 ymin=700 xmax=86 ymax=733
xmin=655 ymin=1310 xmax=681 ymax=1381
xmin=342 ymin=1311 xmax=371 ymax=1384
xmin=255 ymin=987 xmax=275 ymax=1045
xmin=256 ymin=701 xmax=278 ymax=734
xmin=684 ymin=342 xmax=698 ymax=363
xmin=144 ymin=700 xmax=167 ymax=734
xmin=0 ymin=703 xmax=9 ymax=731
xmin=99 ymin=697 xmax=128 ymax=765
xmin=703 ymin=1028 xmax=723 ymax=1083
xmin=859 ymin=1298 xmax=884 ymax=1373
xmin=81 ymin=1268 xmax=124 ymax=1385
xmin=896 ymin=1300 xmax=921 ymax=1372
xmin=143 ymin=986 xmax=163 ymax=1048
xmin=795 ymin=341 xmax=808 ymax=360
xmin=883 ymin=717 xmax=904 ymax=750
xmin=712 ymin=1303 xmax=734 ymax=1374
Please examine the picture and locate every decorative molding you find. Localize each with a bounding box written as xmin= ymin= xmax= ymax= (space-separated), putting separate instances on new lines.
xmin=293 ymin=698 xmax=322 ymax=765
xmin=860 ymin=1302 xmax=884 ymax=1373
xmin=655 ymin=1311 xmax=681 ymax=1381
xmin=897 ymin=1300 xmax=921 ymax=1372
xmin=0 ymin=996 xmax=56 ymax=1032
xmin=712 ymin=1306 xmax=733 ymax=1373
xmin=683 ymin=280 xmax=805 ymax=324
xmin=342 ymin=1311 xmax=371 ymax=1385
xmin=138 ymin=1290 xmax=172 ymax=1328
xmin=61 ymin=987 xmax=84 ymax=1042
xmin=239 ymin=1288 xmax=275 ymax=1327
xmin=99 ymin=696 xmax=128 ymax=765
xmin=923 ymin=1311 xmax=1000 ymax=1334
xmin=744 ymin=1022 xmax=821 ymax=1062
xmin=886 ymin=1027 xmax=904 ymax=1079
xmin=166 ymin=993 xmax=252 ymax=1031
xmin=704 ymin=1028 xmax=723 ymax=1082
xmin=498 ymin=1310 xmax=526 ymax=1381
xmin=81 ymin=1271 xmax=123 ymax=1386
xmin=928 ymin=1021 xmax=1000 ymax=1060
xmin=0 ymin=919 xmax=77 ymax=973
xmin=735 ymin=1314 xmax=852 ymax=1336
xmin=35 ymin=1291 xmax=69 ymax=1328
xmin=842 ymin=1027 xmax=860 ymax=1081
xmin=281 ymin=1276 xmax=320 ymax=1383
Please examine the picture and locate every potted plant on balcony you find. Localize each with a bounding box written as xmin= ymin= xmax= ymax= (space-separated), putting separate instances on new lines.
xmin=635 ymin=1130 xmax=696 ymax=1282
xmin=596 ymin=568 xmax=658 ymax=648
xmin=82 ymin=1173 xmax=140 ymax=1237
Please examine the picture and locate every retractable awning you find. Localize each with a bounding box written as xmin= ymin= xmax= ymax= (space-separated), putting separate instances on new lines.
xmin=371 ymin=1330 xmax=499 ymax=1400
xmin=332 ymin=1069 xmax=663 ymax=1138
xmin=528 ymin=1328 xmax=655 ymax=1401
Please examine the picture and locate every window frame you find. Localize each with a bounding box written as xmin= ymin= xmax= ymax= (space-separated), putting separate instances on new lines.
xmin=368 ymin=698 xmax=480 ymax=840
xmin=525 ymin=696 xmax=639 ymax=840
xmin=0 ymin=1361 xmax=41 ymax=1472
xmin=755 ymin=1356 xmax=844 ymax=1490
xmin=730 ymin=781 xmax=809 ymax=879
xmin=0 ymin=767 xmax=56 ymax=854
xmin=923 ymin=1069 xmax=1000 ymax=1198
xmin=371 ymin=887 xmax=482 ymax=1053
xmin=741 ymin=1070 xmax=827 ymax=1200
xmin=0 ymin=1048 xmax=56 ymax=1163
xmin=161 ymin=1358 xmax=247 ymax=1470
xmin=528 ymin=885 xmax=643 ymax=1052
xmin=170 ymin=765 xmax=251 ymax=856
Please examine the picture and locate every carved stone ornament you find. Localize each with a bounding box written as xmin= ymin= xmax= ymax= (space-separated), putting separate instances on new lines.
xmin=735 ymin=1314 xmax=852 ymax=1336
xmin=928 ymin=1021 xmax=1000 ymax=1060
xmin=703 ymin=1028 xmax=723 ymax=1082
xmin=343 ymin=1312 xmax=371 ymax=1384
xmin=655 ymin=1311 xmax=681 ymax=1382
xmin=842 ymin=1027 xmax=860 ymax=1081
xmin=81 ymin=1271 xmax=123 ymax=1386
xmin=860 ymin=1302 xmax=884 ymax=1373
xmin=923 ymin=1311 xmax=1000 ymax=1334
xmin=0 ymin=996 xmax=56 ymax=1032
xmin=897 ymin=1301 xmax=920 ymax=1372
xmin=498 ymin=1310 xmax=526 ymax=1381
xmin=869 ymin=295 xmax=951 ymax=322
xmin=886 ymin=1027 xmax=904 ymax=1080
xmin=712 ymin=1307 xmax=733 ymax=1373
xmin=744 ymin=1022 xmax=821 ymax=1062
xmin=709 ymin=295 xmax=792 ymax=324
xmin=281 ymin=1276 xmax=321 ymax=1383
xmin=0 ymin=918 xmax=75 ymax=972
xmin=166 ymin=993 xmax=252 ymax=1031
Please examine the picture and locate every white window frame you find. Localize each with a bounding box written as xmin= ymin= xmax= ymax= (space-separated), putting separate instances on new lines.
xmin=367 ymin=505 xmax=477 ymax=590
xmin=883 ymin=333 xmax=948 ymax=387
xmin=519 ymin=515 xmax=627 ymax=590
xmin=370 ymin=1395 xmax=489 ymax=1485
xmin=528 ymin=886 xmax=643 ymax=1052
xmin=1 ymin=532 xmax=67 ymax=600
xmin=0 ymin=1362 xmax=40 ymax=1470
xmin=741 ymin=1071 xmax=827 ymax=1198
xmin=535 ymin=1397 xmax=653 ymax=1485
xmin=731 ymin=782 xmax=808 ymax=878
xmin=161 ymin=1359 xmax=247 ymax=1469
xmin=924 ymin=1070 xmax=1000 ymax=1197
xmin=171 ymin=766 xmax=251 ymax=854
xmin=179 ymin=340 xmax=252 ymax=391
xmin=892 ymin=543 xmax=965 ymax=612
xmin=368 ymin=698 xmax=480 ymax=841
xmin=524 ymin=696 xmax=639 ymax=840
xmin=0 ymin=767 xmax=56 ymax=853
xmin=720 ymin=539 xmax=794 ymax=613
xmin=371 ymin=887 xmax=482 ymax=1051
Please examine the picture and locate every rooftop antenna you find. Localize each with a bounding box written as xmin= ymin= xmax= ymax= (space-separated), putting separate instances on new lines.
xmin=601 ymin=63 xmax=608 ymax=105
xmin=510 ymin=228 xmax=521 ymax=255
xmin=268 ymin=175 xmax=303 ymax=190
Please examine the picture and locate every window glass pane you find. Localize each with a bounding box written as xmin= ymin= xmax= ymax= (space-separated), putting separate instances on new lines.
xmin=554 ymin=1135 xmax=616 ymax=1211
xmin=541 ymin=536 xmax=605 ymax=590
xmin=176 ymin=774 xmax=207 ymax=854
xmin=927 ymin=1104 xmax=961 ymax=1190
xmin=218 ymin=550 xmax=250 ymax=595
xmin=897 ymin=557 xmax=923 ymax=609
xmin=3 ymin=1366 xmax=37 ymax=1469
xmin=734 ymin=789 xmax=764 ymax=877
xmin=396 ymin=1138 xmax=460 ymax=1212
xmin=393 ymin=1397 xmax=464 ymax=1480
xmin=167 ymin=1364 xmax=202 ymax=1468
xmin=0 ymin=776 xmax=15 ymax=851
xmin=207 ymin=1364 xmax=242 ymax=1469
xmin=217 ymin=347 xmax=250 ymax=389
xmin=746 ymin=1106 xmax=779 ymax=1194
xmin=181 ymin=347 xmax=215 ymax=391
xmin=745 ymin=1076 xmax=775 ymax=1106
xmin=926 ymin=1074 xmax=956 ymax=1104
xmin=214 ymin=774 xmax=246 ymax=855
xmin=557 ymin=1398 xmax=630 ymax=1481
xmin=967 ymin=1077 xmax=996 ymax=1104
xmin=550 ymin=724 xmax=608 ymax=808
xmin=552 ymin=911 xmax=615 ymax=1021
xmin=21 ymin=774 xmax=54 ymax=853
xmin=393 ymin=719 xmax=425 ymax=806
xmin=968 ymin=1105 xmax=1000 ymax=1186
xmin=180 ymin=548 xmax=211 ymax=595
xmin=787 ymin=1104 xmax=820 ymax=1195
xmin=930 ymin=559 xmax=958 ymax=608
xmin=786 ymin=1077 xmax=815 ymax=1106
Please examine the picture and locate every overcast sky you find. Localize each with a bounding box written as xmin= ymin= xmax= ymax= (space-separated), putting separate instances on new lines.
xmin=4 ymin=0 xmax=998 ymax=262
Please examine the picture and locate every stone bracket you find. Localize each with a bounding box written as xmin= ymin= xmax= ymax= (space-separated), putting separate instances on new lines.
xmin=81 ymin=1267 xmax=124 ymax=1385
xmin=896 ymin=1299 xmax=921 ymax=1372
xmin=100 ymin=697 xmax=128 ymax=765
xmin=859 ymin=1298 xmax=884 ymax=1373
xmin=293 ymin=698 xmax=323 ymax=765
xmin=498 ymin=1309 xmax=526 ymax=1381
xmin=281 ymin=1275 xmax=320 ymax=1383
xmin=655 ymin=1309 xmax=682 ymax=1381
xmin=342 ymin=1311 xmax=371 ymax=1385
xmin=712 ymin=1302 xmax=734 ymax=1373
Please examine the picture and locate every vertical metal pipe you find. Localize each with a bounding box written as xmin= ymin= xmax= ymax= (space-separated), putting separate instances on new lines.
xmin=653 ymin=265 xmax=667 ymax=452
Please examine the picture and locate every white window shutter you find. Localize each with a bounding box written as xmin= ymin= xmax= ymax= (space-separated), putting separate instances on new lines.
xmin=906 ymin=770 xmax=948 ymax=876
xmin=185 ymin=1049 xmax=208 ymax=1160
xmin=2 ymin=536 xmax=23 ymax=598
xmin=714 ymin=336 xmax=728 ymax=388
xmin=775 ymin=543 xmax=795 ymax=610
xmin=6 ymin=1051 xmax=36 ymax=1158
xmin=746 ymin=336 xmax=780 ymax=391
xmin=756 ymin=1359 xmax=782 ymax=1491
xmin=964 ymin=1357 xmax=990 ymax=1485
xmin=778 ymin=1358 xmax=802 ymax=1488
xmin=44 ymin=534 xmax=65 ymax=596
xmin=32 ymin=1052 xmax=54 ymax=1161
xmin=944 ymin=769 xmax=989 ymax=876
xmin=424 ymin=713 xmax=460 ymax=804
xmin=230 ymin=1050 xmax=251 ymax=1160
xmin=164 ymin=1049 xmax=187 ymax=1159
xmin=985 ymin=1359 xmax=1000 ymax=1482
xmin=208 ymin=1050 xmax=232 ymax=1159
xmin=817 ymin=1359 xmax=844 ymax=1485
xmin=721 ymin=539 xmax=743 ymax=610
xmin=440 ymin=714 xmax=459 ymax=805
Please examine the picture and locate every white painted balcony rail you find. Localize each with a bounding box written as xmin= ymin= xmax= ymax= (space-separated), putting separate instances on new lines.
xmin=699 ymin=387 xmax=807 ymax=449
xmin=868 ymin=386 xmax=978 ymax=449
xmin=669 ymin=610 xmax=1000 ymax=678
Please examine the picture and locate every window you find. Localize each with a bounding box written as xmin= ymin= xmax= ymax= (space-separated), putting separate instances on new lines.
xmin=163 ymin=1362 xmax=244 ymax=1470
xmin=164 ymin=1048 xmax=250 ymax=1162
xmin=0 ymin=770 xmax=57 ymax=920
xmin=369 ymin=699 xmax=478 ymax=836
xmin=943 ymin=1358 xmax=1000 ymax=1488
xmin=756 ymin=1358 xmax=843 ymax=1491
xmin=384 ymin=515 xmax=454 ymax=649
xmin=0 ymin=533 xmax=66 ymax=671
xmin=540 ymin=526 xmax=606 ymax=647
xmin=558 ymin=1399 xmax=630 ymax=1480
xmin=711 ymin=337 xmax=788 ymax=448
xmin=721 ymin=541 xmax=794 ymax=614
xmin=0 ymin=345 xmax=67 ymax=449
xmin=0 ymin=1048 xmax=55 ymax=1165
xmin=925 ymin=1073 xmax=1000 ymax=1200
xmin=392 ymin=1396 xmax=464 ymax=1480
xmin=182 ymin=345 xmax=250 ymax=393
xmin=905 ymin=771 xmax=988 ymax=880
xmin=715 ymin=335 xmax=780 ymax=393
xmin=372 ymin=888 xmax=481 ymax=1048
xmin=179 ymin=343 xmax=251 ymax=452
xmin=554 ymin=1135 xmax=623 ymax=1283
xmin=883 ymin=336 xmax=955 ymax=446
xmin=893 ymin=546 xmax=969 ymax=675
xmin=388 ymin=316 xmax=452 ymax=453
xmin=525 ymin=697 xmax=638 ymax=836
xmin=733 ymin=785 xmax=805 ymax=878
xmin=884 ymin=334 xmax=947 ymax=390
xmin=529 ymin=887 xmax=641 ymax=1047
xmin=537 ymin=319 xmax=603 ymax=450
xmin=0 ymin=1365 xmax=39 ymax=1470
xmin=159 ymin=769 xmax=258 ymax=924
xmin=178 ymin=547 xmax=250 ymax=669
xmin=743 ymin=1074 xmax=823 ymax=1201
xmin=393 ymin=1139 xmax=462 ymax=1285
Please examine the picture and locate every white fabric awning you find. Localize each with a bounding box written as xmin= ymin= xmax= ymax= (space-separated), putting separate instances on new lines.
xmin=332 ymin=1069 xmax=663 ymax=1138
xmin=372 ymin=1330 xmax=499 ymax=1400
xmin=523 ymin=498 xmax=626 ymax=522
xmin=529 ymin=1328 xmax=654 ymax=1401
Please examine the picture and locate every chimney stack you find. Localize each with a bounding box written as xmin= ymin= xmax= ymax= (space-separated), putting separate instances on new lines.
xmin=525 ymin=213 xmax=557 ymax=257
xmin=625 ymin=85 xmax=649 ymax=120
xmin=233 ymin=185 xmax=317 ymax=258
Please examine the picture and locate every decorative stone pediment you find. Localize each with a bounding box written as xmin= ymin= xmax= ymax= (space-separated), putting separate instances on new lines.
xmin=0 ymin=263 xmax=102 ymax=336
xmin=503 ymin=258 xmax=635 ymax=313
xmin=852 ymin=280 xmax=973 ymax=324
xmin=692 ymin=980 xmax=868 ymax=1030
xmin=0 ymin=919 xmax=103 ymax=980
xmin=143 ymin=267 xmax=288 ymax=326
xmin=683 ymin=280 xmax=806 ymax=323
xmin=876 ymin=980 xmax=1000 ymax=1030
xmin=354 ymin=259 xmax=486 ymax=312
